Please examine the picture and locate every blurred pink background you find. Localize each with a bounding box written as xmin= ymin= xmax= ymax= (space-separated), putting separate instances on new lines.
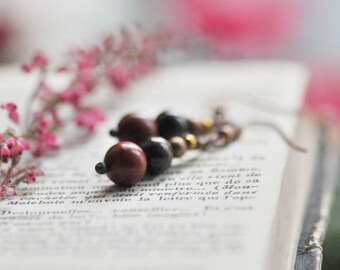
xmin=0 ymin=0 xmax=339 ymax=120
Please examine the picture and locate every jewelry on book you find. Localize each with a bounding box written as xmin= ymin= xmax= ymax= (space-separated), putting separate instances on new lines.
xmin=95 ymin=107 xmax=306 ymax=186
xmin=96 ymin=108 xmax=243 ymax=186
xmin=109 ymin=110 xmax=215 ymax=144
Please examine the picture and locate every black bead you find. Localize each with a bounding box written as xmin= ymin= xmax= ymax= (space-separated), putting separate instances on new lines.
xmin=95 ymin=162 xmax=107 ymax=174
xmin=141 ymin=137 xmax=173 ymax=175
xmin=156 ymin=111 xmax=189 ymax=139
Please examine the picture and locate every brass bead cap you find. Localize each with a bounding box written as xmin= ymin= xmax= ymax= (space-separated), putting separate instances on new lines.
xmin=184 ymin=133 xmax=199 ymax=150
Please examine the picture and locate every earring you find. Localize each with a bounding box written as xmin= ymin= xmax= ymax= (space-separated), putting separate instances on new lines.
xmin=95 ymin=107 xmax=305 ymax=186
xmin=96 ymin=108 xmax=243 ymax=186
xmin=108 ymin=110 xmax=215 ymax=144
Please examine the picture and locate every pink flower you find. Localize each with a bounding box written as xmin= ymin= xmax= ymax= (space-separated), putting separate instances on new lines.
xmin=171 ymin=0 xmax=301 ymax=57
xmin=21 ymin=51 xmax=48 ymax=72
xmin=5 ymin=137 xmax=15 ymax=148
xmin=107 ymin=66 xmax=130 ymax=90
xmin=1 ymin=102 xmax=19 ymax=123
xmin=0 ymin=186 xmax=16 ymax=197
xmin=24 ymin=166 xmax=44 ymax=184
xmin=1 ymin=144 xmax=10 ymax=158
xmin=4 ymin=187 xmax=16 ymax=196
xmin=9 ymin=144 xmax=23 ymax=156
xmin=0 ymin=136 xmax=28 ymax=158
xmin=33 ymin=51 xmax=48 ymax=68
xmin=22 ymin=63 xmax=34 ymax=73
xmin=59 ymin=83 xmax=87 ymax=107
xmin=31 ymin=128 xmax=60 ymax=157
xmin=76 ymin=107 xmax=105 ymax=132
xmin=17 ymin=137 xmax=29 ymax=150
xmin=37 ymin=82 xmax=54 ymax=102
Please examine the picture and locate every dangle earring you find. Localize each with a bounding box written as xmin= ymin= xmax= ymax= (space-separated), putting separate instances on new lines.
xmin=95 ymin=107 xmax=305 ymax=186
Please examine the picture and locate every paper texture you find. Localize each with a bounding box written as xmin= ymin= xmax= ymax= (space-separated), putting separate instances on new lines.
xmin=0 ymin=61 xmax=308 ymax=270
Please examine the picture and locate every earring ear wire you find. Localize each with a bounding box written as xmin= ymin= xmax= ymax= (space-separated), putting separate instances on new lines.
xmin=242 ymin=121 xmax=307 ymax=153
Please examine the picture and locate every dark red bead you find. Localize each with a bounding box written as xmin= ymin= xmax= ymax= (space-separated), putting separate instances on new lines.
xmin=103 ymin=142 xmax=147 ymax=186
xmin=117 ymin=113 xmax=158 ymax=145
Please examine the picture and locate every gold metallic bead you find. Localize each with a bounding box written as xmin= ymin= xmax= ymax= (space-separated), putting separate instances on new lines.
xmin=184 ymin=133 xmax=198 ymax=150
xmin=170 ymin=136 xmax=187 ymax=157
xmin=201 ymin=117 xmax=215 ymax=132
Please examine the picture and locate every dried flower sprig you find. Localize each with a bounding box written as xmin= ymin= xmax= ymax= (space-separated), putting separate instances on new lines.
xmin=0 ymin=26 xmax=172 ymax=198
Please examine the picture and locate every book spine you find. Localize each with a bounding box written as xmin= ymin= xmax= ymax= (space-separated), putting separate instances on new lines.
xmin=295 ymin=123 xmax=340 ymax=270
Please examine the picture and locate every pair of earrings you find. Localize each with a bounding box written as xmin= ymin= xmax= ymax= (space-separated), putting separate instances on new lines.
xmin=95 ymin=108 xmax=242 ymax=186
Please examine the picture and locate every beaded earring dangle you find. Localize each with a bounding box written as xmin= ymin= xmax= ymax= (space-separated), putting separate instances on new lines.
xmin=95 ymin=107 xmax=305 ymax=186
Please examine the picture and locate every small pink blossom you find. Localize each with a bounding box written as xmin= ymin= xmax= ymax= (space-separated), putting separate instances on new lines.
xmin=1 ymin=145 xmax=10 ymax=158
xmin=22 ymin=62 xmax=34 ymax=73
xmin=17 ymin=137 xmax=29 ymax=150
xmin=32 ymin=129 xmax=60 ymax=157
xmin=37 ymin=82 xmax=53 ymax=102
xmin=4 ymin=187 xmax=16 ymax=196
xmin=76 ymin=70 xmax=95 ymax=93
xmin=107 ymin=66 xmax=130 ymax=90
xmin=24 ymin=166 xmax=44 ymax=184
xmin=2 ymin=102 xmax=19 ymax=123
xmin=59 ymin=84 xmax=87 ymax=107
xmin=76 ymin=107 xmax=105 ymax=132
xmin=37 ymin=118 xmax=50 ymax=131
xmin=33 ymin=51 xmax=48 ymax=68
xmin=9 ymin=144 xmax=23 ymax=156
xmin=5 ymin=137 xmax=15 ymax=148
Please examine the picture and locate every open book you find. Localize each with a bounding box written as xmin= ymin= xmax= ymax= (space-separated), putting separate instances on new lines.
xmin=0 ymin=61 xmax=319 ymax=270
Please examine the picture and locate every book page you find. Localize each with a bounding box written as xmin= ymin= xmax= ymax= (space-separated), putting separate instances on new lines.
xmin=0 ymin=61 xmax=308 ymax=270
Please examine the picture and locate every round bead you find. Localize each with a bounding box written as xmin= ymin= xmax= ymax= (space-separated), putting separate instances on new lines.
xmin=201 ymin=117 xmax=215 ymax=132
xmin=170 ymin=136 xmax=187 ymax=157
xmin=184 ymin=133 xmax=199 ymax=150
xmin=189 ymin=117 xmax=215 ymax=135
xmin=218 ymin=125 xmax=242 ymax=143
xmin=188 ymin=120 xmax=206 ymax=134
xmin=156 ymin=111 xmax=189 ymax=139
xmin=141 ymin=137 xmax=173 ymax=175
xmin=116 ymin=113 xmax=158 ymax=145
xmin=103 ymin=142 xmax=147 ymax=186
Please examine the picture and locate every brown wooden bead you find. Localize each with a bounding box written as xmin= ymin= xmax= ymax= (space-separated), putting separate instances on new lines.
xmin=103 ymin=142 xmax=147 ymax=186
xmin=117 ymin=113 xmax=157 ymax=145
xmin=170 ymin=136 xmax=187 ymax=157
xmin=189 ymin=117 xmax=215 ymax=135
xmin=188 ymin=120 xmax=206 ymax=134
